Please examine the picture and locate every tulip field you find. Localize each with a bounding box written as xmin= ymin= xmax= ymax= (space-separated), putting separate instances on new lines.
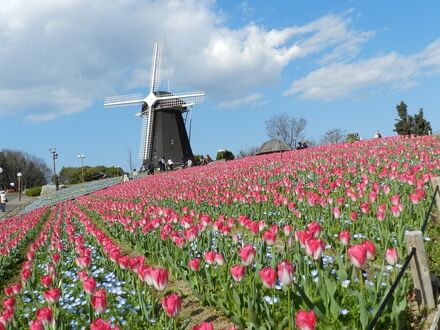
xmin=1 ymin=136 xmax=440 ymax=330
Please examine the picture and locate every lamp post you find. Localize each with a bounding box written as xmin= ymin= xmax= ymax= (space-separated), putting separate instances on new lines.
xmin=0 ymin=167 xmax=3 ymax=190
xmin=50 ymin=148 xmax=59 ymax=191
xmin=77 ymin=154 xmax=85 ymax=183
xmin=17 ymin=172 xmax=22 ymax=202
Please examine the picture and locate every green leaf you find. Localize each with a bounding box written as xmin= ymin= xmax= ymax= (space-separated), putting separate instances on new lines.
xmin=356 ymin=291 xmax=369 ymax=330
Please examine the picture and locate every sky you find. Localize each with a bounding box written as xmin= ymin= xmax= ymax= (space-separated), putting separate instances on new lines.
xmin=1 ymin=0 xmax=440 ymax=172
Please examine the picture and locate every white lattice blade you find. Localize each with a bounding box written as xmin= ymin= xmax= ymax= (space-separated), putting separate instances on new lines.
xmin=104 ymin=94 xmax=145 ymax=108
xmin=139 ymin=115 xmax=149 ymax=160
xmin=156 ymin=91 xmax=204 ymax=108
xmin=149 ymin=42 xmax=163 ymax=93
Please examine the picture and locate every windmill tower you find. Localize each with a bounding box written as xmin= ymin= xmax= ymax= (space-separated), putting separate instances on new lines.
xmin=104 ymin=41 xmax=204 ymax=167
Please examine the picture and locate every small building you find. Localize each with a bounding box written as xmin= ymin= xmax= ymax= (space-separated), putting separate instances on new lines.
xmin=256 ymin=139 xmax=291 ymax=155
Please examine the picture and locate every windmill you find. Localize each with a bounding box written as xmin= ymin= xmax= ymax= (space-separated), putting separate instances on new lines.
xmin=104 ymin=41 xmax=204 ymax=167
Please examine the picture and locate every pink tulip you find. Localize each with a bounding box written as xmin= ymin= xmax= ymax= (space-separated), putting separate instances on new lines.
xmin=92 ymin=289 xmax=107 ymax=314
xmin=192 ymin=321 xmax=214 ymax=330
xmin=43 ymin=288 xmax=61 ymax=304
xmin=262 ymin=229 xmax=276 ymax=245
xmin=215 ymin=253 xmax=225 ymax=266
xmin=161 ymin=293 xmax=182 ymax=317
xmin=230 ymin=265 xmax=246 ymax=282
xmin=338 ymin=231 xmax=350 ymax=246
xmin=386 ymin=248 xmax=398 ymax=266
xmin=151 ymin=268 xmax=169 ymax=291
xmin=83 ymin=276 xmax=96 ymax=295
xmin=75 ymin=255 xmax=91 ymax=269
xmin=40 ymin=275 xmax=52 ymax=288
xmin=332 ymin=207 xmax=341 ymax=219
xmin=259 ymin=267 xmax=277 ymax=289
xmin=204 ymin=251 xmax=216 ymax=265
xmin=2 ymin=297 xmax=15 ymax=311
xmin=348 ymin=244 xmax=367 ymax=268
xmin=295 ymin=310 xmax=317 ymax=330
xmin=239 ymin=244 xmax=256 ymax=266
xmin=36 ymin=306 xmax=53 ymax=325
xmin=189 ymin=258 xmax=201 ymax=271
xmin=305 ymin=238 xmax=325 ymax=260
xmin=277 ymin=260 xmax=294 ymax=286
xmin=30 ymin=320 xmax=44 ymax=330
xmin=362 ymin=240 xmax=376 ymax=260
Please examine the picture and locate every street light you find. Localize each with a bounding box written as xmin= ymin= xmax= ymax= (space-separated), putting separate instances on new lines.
xmin=17 ymin=172 xmax=22 ymax=202
xmin=77 ymin=154 xmax=85 ymax=183
xmin=0 ymin=167 xmax=3 ymax=190
xmin=50 ymin=148 xmax=59 ymax=191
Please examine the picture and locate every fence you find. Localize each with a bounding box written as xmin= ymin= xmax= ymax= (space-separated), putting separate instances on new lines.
xmin=367 ymin=182 xmax=439 ymax=329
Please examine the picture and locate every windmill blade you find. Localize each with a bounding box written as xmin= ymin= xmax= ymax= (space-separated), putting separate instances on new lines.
xmin=149 ymin=42 xmax=163 ymax=93
xmin=139 ymin=107 xmax=155 ymax=160
xmin=156 ymin=91 xmax=204 ymax=108
xmin=104 ymin=94 xmax=145 ymax=108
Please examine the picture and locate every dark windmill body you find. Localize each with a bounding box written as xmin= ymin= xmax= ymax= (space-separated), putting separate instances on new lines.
xmin=104 ymin=42 xmax=204 ymax=167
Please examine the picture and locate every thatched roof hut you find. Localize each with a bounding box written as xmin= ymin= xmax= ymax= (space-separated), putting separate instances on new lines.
xmin=256 ymin=139 xmax=291 ymax=155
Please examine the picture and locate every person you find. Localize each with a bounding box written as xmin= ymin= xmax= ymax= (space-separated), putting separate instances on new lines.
xmin=0 ymin=190 xmax=7 ymax=212
xmin=159 ymin=158 xmax=166 ymax=172
xmin=132 ymin=168 xmax=138 ymax=179
xmin=148 ymin=163 xmax=155 ymax=175
xmin=374 ymin=131 xmax=382 ymax=139
xmin=187 ymin=159 xmax=193 ymax=167
xmin=123 ymin=173 xmax=129 ymax=182
xmin=167 ymin=159 xmax=174 ymax=171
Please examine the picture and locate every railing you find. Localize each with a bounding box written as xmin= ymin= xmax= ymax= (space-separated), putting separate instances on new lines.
xmin=367 ymin=183 xmax=439 ymax=329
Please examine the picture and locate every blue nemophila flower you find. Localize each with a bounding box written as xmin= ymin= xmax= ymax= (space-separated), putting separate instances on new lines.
xmin=311 ymin=269 xmax=318 ymax=277
xmin=264 ymin=295 xmax=279 ymax=305
xmin=341 ymin=280 xmax=350 ymax=288
xmin=340 ymin=309 xmax=349 ymax=315
xmin=424 ymin=237 xmax=431 ymax=241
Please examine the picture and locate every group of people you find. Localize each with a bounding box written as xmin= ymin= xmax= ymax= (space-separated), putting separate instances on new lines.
xmin=201 ymin=154 xmax=213 ymax=165
xmin=296 ymin=141 xmax=308 ymax=150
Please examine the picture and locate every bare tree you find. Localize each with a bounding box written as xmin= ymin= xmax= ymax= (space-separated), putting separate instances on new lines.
xmin=265 ymin=113 xmax=307 ymax=148
xmin=0 ymin=149 xmax=50 ymax=189
xmin=237 ymin=146 xmax=259 ymax=158
xmin=320 ymin=128 xmax=346 ymax=145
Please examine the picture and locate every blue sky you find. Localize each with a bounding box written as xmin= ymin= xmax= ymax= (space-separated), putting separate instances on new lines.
xmin=1 ymin=0 xmax=440 ymax=172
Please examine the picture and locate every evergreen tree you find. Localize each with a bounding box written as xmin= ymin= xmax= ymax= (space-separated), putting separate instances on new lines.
xmin=394 ymin=101 xmax=412 ymax=135
xmin=412 ymin=108 xmax=432 ymax=135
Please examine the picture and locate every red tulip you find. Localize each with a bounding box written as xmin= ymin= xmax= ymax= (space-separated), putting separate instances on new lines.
xmin=44 ymin=288 xmax=61 ymax=304
xmin=40 ymin=275 xmax=52 ymax=288
xmin=348 ymin=244 xmax=367 ymax=268
xmin=90 ymin=318 xmax=119 ymax=330
xmin=386 ymin=248 xmax=398 ymax=266
xmin=3 ymin=287 xmax=12 ymax=297
xmin=92 ymin=289 xmax=107 ymax=314
xmin=11 ymin=283 xmax=21 ymax=295
xmin=161 ymin=293 xmax=182 ymax=317
xmin=295 ymin=310 xmax=316 ymax=330
xmin=259 ymin=267 xmax=277 ymax=289
xmin=139 ymin=265 xmax=154 ymax=286
xmin=2 ymin=297 xmax=15 ymax=311
xmin=151 ymin=268 xmax=169 ymax=291
xmin=30 ymin=319 xmax=44 ymax=330
xmin=230 ymin=265 xmax=246 ymax=282
xmin=306 ymin=222 xmax=321 ymax=238
xmin=78 ymin=270 xmax=88 ymax=282
xmin=0 ymin=309 xmax=13 ymax=327
xmin=277 ymin=260 xmax=294 ymax=286
xmin=83 ymin=276 xmax=96 ymax=295
xmin=189 ymin=258 xmax=201 ymax=271
xmin=36 ymin=306 xmax=53 ymax=325
xmin=52 ymin=253 xmax=60 ymax=263
xmin=239 ymin=244 xmax=256 ymax=266
xmin=192 ymin=322 xmax=214 ymax=330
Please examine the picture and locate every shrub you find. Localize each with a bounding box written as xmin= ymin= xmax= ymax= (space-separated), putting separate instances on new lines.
xmin=216 ymin=149 xmax=235 ymax=161
xmin=25 ymin=186 xmax=42 ymax=197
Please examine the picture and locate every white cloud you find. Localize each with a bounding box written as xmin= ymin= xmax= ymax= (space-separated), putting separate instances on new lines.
xmin=217 ymin=93 xmax=266 ymax=109
xmin=0 ymin=1 xmax=372 ymax=119
xmin=285 ymin=39 xmax=440 ymax=101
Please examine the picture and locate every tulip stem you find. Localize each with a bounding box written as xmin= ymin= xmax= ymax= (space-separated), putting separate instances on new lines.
xmin=288 ymin=287 xmax=292 ymax=330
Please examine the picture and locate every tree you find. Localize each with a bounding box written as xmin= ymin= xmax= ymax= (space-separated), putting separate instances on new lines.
xmin=320 ymin=129 xmax=346 ymax=145
xmin=237 ymin=146 xmax=259 ymax=158
xmin=216 ymin=149 xmax=235 ymax=161
xmin=412 ymin=108 xmax=432 ymax=136
xmin=394 ymin=101 xmax=412 ymax=135
xmin=265 ymin=113 xmax=307 ymax=148
xmin=0 ymin=149 xmax=50 ymax=189
xmin=346 ymin=133 xmax=360 ymax=143
xmin=394 ymin=101 xmax=431 ymax=136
